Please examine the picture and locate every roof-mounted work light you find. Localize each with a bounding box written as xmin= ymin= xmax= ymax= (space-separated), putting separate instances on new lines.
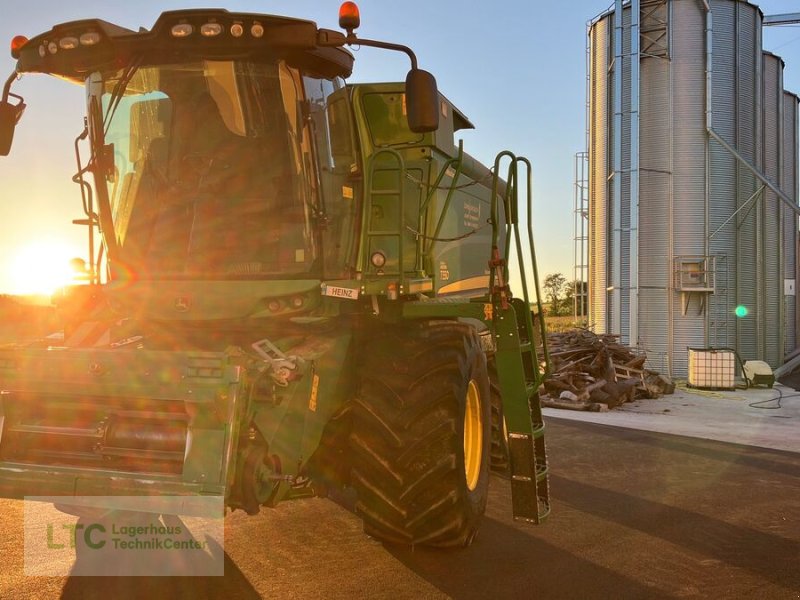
xmin=10 ymin=36 xmax=29 ymax=59
xmin=339 ymin=2 xmax=360 ymax=35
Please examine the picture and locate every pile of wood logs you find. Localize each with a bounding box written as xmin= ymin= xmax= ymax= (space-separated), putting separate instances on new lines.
xmin=540 ymin=329 xmax=674 ymax=412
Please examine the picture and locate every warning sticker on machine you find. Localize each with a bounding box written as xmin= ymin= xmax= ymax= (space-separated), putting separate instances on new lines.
xmin=309 ymin=374 xmax=320 ymax=412
xmin=323 ymin=285 xmax=360 ymax=300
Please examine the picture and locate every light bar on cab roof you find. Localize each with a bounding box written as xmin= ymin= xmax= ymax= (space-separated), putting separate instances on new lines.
xmin=165 ymin=17 xmax=284 ymax=41
xmin=79 ymin=32 xmax=101 ymax=46
xmin=200 ymin=23 xmax=223 ymax=37
xmin=250 ymin=22 xmax=265 ymax=38
xmin=11 ymin=9 xmax=356 ymax=82
xmin=58 ymin=37 xmax=79 ymax=50
xmin=26 ymin=27 xmax=106 ymax=59
xmin=170 ymin=23 xmax=194 ymax=38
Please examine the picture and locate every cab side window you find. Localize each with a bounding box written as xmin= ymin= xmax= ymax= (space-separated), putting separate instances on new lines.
xmin=304 ymin=76 xmax=358 ymax=279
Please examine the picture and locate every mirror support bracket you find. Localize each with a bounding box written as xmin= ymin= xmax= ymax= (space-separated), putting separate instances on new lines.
xmin=0 ymin=70 xmax=26 ymax=156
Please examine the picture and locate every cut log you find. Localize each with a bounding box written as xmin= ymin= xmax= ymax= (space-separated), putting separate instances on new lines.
xmin=576 ymin=378 xmax=608 ymax=402
xmin=542 ymin=398 xmax=593 ymax=411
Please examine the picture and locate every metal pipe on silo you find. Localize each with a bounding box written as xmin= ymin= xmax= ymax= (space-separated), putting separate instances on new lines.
xmin=611 ymin=0 xmax=624 ymax=336
xmin=783 ymin=92 xmax=799 ymax=354
xmin=763 ymin=13 xmax=800 ymax=25
xmin=630 ymin=0 xmax=640 ymax=347
xmin=779 ymin=85 xmax=785 ymax=358
xmin=702 ymin=0 xmax=712 ymax=346
xmin=756 ymin=15 xmax=764 ymax=363
xmin=707 ymin=129 xmax=800 ymax=213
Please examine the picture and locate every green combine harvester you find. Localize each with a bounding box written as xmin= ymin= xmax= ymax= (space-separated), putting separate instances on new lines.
xmin=0 ymin=2 xmax=550 ymax=547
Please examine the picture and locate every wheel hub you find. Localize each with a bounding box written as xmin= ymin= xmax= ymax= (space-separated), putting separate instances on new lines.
xmin=463 ymin=379 xmax=483 ymax=491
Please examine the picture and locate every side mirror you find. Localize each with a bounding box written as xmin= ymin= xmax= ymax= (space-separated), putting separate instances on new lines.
xmin=0 ymin=99 xmax=25 ymax=156
xmin=405 ymin=69 xmax=439 ymax=133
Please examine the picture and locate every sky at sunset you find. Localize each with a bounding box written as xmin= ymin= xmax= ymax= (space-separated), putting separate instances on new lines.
xmin=0 ymin=1 xmax=798 ymax=295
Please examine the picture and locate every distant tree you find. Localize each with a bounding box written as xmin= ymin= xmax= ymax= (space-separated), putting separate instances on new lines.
xmin=563 ymin=282 xmax=574 ymax=314
xmin=543 ymin=272 xmax=567 ymax=315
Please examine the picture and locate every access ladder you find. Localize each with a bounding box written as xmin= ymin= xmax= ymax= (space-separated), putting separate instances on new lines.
xmin=488 ymin=152 xmax=551 ymax=524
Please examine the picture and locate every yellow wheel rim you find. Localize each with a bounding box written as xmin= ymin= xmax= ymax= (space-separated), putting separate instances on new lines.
xmin=463 ymin=379 xmax=483 ymax=491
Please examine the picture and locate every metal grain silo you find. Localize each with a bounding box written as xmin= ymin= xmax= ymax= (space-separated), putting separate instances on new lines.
xmin=587 ymin=0 xmax=799 ymax=377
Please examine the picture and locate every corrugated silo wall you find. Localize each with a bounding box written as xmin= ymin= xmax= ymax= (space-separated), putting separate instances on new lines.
xmin=638 ymin=3 xmax=671 ymax=373
xmin=734 ymin=0 xmax=762 ymax=362
xmin=589 ymin=18 xmax=608 ymax=333
xmin=669 ymin=0 xmax=708 ymax=376
xmin=762 ymin=53 xmax=783 ymax=366
xmin=784 ymin=92 xmax=799 ymax=355
xmin=707 ymin=0 xmax=762 ymax=362
xmin=707 ymin=0 xmax=739 ymax=352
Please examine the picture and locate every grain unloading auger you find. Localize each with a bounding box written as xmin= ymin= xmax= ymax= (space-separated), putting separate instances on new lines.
xmin=0 ymin=3 xmax=550 ymax=547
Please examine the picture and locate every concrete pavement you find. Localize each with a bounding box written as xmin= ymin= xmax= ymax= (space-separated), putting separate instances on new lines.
xmin=1 ymin=415 xmax=798 ymax=599
xmin=543 ymin=380 xmax=800 ymax=453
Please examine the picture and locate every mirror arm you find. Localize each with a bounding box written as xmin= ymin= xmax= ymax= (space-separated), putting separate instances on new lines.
xmin=345 ymin=37 xmax=418 ymax=70
xmin=316 ymin=29 xmax=438 ymax=134
xmin=316 ymin=31 xmax=418 ymax=70
xmin=2 ymin=71 xmax=24 ymax=109
xmin=3 ymin=71 xmax=16 ymax=103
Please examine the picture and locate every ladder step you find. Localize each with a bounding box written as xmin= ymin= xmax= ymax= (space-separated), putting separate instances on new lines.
xmin=507 ymin=432 xmax=549 ymax=524
xmin=536 ymin=464 xmax=549 ymax=482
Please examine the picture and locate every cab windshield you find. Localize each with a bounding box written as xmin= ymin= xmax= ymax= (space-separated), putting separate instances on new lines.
xmin=99 ymin=60 xmax=317 ymax=279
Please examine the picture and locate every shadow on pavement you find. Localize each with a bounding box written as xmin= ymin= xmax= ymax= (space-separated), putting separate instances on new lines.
xmin=60 ymin=552 xmax=260 ymax=600
xmin=551 ymin=474 xmax=800 ymax=591
xmin=550 ymin=417 xmax=800 ymax=480
xmin=58 ymin=512 xmax=259 ymax=600
xmin=389 ymin=516 xmax=671 ymax=600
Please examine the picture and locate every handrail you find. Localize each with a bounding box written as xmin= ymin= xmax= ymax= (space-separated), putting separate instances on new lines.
xmin=426 ymin=142 xmax=465 ymax=256
xmin=489 ymin=151 xmax=551 ymax=382
xmin=419 ymin=143 xmax=464 ymax=273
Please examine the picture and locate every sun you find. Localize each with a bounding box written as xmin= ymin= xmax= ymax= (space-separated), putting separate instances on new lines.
xmin=7 ymin=240 xmax=85 ymax=296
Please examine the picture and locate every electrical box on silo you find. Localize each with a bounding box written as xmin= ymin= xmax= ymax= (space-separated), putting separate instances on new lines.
xmin=687 ymin=349 xmax=735 ymax=390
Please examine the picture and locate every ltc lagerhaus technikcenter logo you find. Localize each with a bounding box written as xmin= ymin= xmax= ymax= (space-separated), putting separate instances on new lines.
xmin=24 ymin=496 xmax=225 ymax=576
xmin=45 ymin=520 xmax=208 ymax=551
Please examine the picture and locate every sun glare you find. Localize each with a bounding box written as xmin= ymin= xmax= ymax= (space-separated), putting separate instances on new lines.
xmin=7 ymin=241 xmax=84 ymax=296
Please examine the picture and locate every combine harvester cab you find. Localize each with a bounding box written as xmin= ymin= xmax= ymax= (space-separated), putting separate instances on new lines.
xmin=0 ymin=3 xmax=550 ymax=547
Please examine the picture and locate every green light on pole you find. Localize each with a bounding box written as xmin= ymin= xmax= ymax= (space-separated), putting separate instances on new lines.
xmin=734 ymin=305 xmax=748 ymax=318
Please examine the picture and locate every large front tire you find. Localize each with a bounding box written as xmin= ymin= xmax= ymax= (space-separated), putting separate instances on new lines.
xmin=349 ymin=321 xmax=491 ymax=547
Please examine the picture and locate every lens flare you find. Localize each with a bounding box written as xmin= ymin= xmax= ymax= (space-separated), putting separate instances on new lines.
xmin=7 ymin=241 xmax=84 ymax=296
